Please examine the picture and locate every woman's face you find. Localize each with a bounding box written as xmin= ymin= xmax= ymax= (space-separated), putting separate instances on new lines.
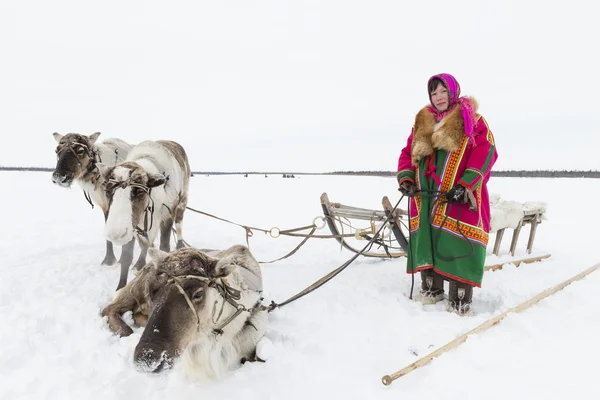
xmin=430 ymin=83 xmax=449 ymax=111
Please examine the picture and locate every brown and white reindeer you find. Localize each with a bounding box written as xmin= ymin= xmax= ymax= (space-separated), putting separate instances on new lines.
xmin=96 ymin=140 xmax=191 ymax=290
xmin=52 ymin=132 xmax=133 ymax=266
xmin=101 ymin=245 xmax=268 ymax=381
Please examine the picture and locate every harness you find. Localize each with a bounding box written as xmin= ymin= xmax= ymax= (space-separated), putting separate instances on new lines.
xmin=104 ymin=179 xmax=156 ymax=239
xmin=162 ymin=273 xmax=265 ymax=336
xmin=56 ymin=140 xmax=98 ymax=166
xmin=56 ymin=140 xmax=118 ymax=209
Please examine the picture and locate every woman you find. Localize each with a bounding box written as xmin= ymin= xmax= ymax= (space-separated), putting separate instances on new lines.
xmin=396 ymin=73 xmax=498 ymax=315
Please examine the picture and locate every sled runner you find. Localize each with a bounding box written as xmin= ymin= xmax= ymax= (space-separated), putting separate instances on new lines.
xmin=320 ymin=192 xmax=551 ymax=270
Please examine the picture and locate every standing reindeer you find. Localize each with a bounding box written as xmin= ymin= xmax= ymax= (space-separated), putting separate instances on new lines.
xmin=52 ymin=132 xmax=133 ymax=266
xmin=96 ymin=140 xmax=191 ymax=290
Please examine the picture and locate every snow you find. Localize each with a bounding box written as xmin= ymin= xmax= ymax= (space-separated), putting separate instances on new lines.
xmin=1 ymin=171 xmax=599 ymax=399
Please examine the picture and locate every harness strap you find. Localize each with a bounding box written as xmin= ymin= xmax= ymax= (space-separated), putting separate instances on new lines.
xmin=83 ymin=190 xmax=94 ymax=209
xmin=165 ymin=273 xmax=264 ymax=336
xmin=262 ymin=197 xmax=404 ymax=312
xmin=171 ymin=279 xmax=200 ymax=328
xmin=212 ymin=305 xmax=245 ymax=335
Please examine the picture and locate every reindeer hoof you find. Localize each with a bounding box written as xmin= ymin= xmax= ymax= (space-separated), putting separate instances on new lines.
xmin=101 ymin=254 xmax=117 ymax=266
xmin=240 ymin=356 xmax=266 ymax=364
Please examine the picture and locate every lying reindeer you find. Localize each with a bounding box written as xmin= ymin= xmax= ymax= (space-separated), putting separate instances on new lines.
xmin=102 ymin=245 xmax=268 ymax=380
xmin=96 ymin=139 xmax=190 ymax=290
xmin=52 ymin=132 xmax=133 ymax=266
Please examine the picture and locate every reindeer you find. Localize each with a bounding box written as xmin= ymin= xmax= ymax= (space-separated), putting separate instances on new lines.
xmin=96 ymin=140 xmax=191 ymax=290
xmin=101 ymin=245 xmax=268 ymax=380
xmin=52 ymin=132 xmax=133 ymax=266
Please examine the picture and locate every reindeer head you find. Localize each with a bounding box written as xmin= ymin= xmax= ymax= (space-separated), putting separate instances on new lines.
xmin=133 ymin=248 xmax=238 ymax=373
xmin=52 ymin=132 xmax=100 ymax=187
xmin=97 ymin=162 xmax=166 ymax=245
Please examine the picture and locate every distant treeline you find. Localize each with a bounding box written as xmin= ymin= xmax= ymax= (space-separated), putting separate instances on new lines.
xmin=0 ymin=167 xmax=55 ymax=172
xmin=327 ymin=170 xmax=600 ymax=178
xmin=1 ymin=166 xmax=599 ymax=178
xmin=492 ymin=170 xmax=600 ymax=178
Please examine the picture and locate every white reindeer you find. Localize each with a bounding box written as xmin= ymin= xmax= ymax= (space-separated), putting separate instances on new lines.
xmin=96 ymin=140 xmax=191 ymax=290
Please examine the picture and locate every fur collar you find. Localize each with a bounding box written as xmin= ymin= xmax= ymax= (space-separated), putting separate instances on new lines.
xmin=410 ymin=97 xmax=478 ymax=166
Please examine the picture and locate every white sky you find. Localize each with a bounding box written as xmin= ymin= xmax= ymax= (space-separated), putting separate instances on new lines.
xmin=0 ymin=0 xmax=597 ymax=172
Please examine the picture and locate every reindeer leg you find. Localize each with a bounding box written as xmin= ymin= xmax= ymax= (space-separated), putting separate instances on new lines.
xmin=101 ymin=240 xmax=117 ymax=266
xmin=237 ymin=309 xmax=269 ymax=364
xmin=103 ymin=268 xmax=152 ymax=337
xmin=102 ymin=291 xmax=136 ymax=337
xmin=159 ymin=217 xmax=174 ymax=253
xmin=174 ymin=195 xmax=188 ymax=249
xmin=101 ymin=210 xmax=117 ymax=266
xmin=133 ymin=313 xmax=149 ymax=327
xmin=133 ymin=241 xmax=149 ymax=271
xmin=116 ymin=238 xmax=135 ymax=291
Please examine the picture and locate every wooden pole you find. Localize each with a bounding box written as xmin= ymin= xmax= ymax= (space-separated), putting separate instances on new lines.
xmin=381 ymin=262 xmax=600 ymax=386
xmin=484 ymin=253 xmax=551 ymax=272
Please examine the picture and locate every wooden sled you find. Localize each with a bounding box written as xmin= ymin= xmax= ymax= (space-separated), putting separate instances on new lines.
xmin=320 ymin=192 xmax=406 ymax=258
xmin=320 ymin=192 xmax=551 ymax=270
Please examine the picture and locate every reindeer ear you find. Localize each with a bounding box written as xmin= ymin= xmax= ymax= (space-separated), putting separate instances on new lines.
xmin=148 ymin=248 xmax=169 ymax=264
xmin=211 ymin=256 xmax=238 ymax=278
xmin=88 ymin=132 xmax=101 ymax=145
xmin=95 ymin=162 xmax=112 ymax=178
xmin=147 ymin=173 xmax=166 ymax=188
xmin=53 ymin=132 xmax=63 ymax=143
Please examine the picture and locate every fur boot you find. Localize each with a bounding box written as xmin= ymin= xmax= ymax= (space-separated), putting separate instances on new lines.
xmin=448 ymin=280 xmax=473 ymax=315
xmin=414 ymin=269 xmax=444 ymax=304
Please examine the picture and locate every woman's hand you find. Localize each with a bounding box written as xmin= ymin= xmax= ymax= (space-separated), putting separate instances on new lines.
xmin=398 ymin=181 xmax=417 ymax=197
xmin=445 ymin=184 xmax=477 ymax=211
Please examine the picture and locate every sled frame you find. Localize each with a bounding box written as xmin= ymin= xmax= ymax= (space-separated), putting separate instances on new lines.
xmin=492 ymin=212 xmax=544 ymax=257
xmin=320 ymin=193 xmax=406 ymax=258
xmin=321 ymin=192 xmax=551 ymax=269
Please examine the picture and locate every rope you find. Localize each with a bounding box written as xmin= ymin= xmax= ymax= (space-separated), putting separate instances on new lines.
xmin=257 ymin=226 xmax=317 ymax=264
xmin=261 ymin=196 xmax=404 ymax=312
xmin=184 ymin=204 xmax=395 ymax=263
xmin=185 ymin=206 xmax=354 ymax=240
xmin=185 ymin=206 xmax=270 ymax=235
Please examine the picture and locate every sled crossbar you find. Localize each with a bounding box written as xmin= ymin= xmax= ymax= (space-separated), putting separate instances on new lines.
xmin=326 ymin=203 xmax=391 ymax=221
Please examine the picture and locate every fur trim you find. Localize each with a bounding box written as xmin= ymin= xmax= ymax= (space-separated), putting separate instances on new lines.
xmin=411 ymin=108 xmax=436 ymax=165
xmin=410 ymin=97 xmax=479 ymax=166
xmin=465 ymin=187 xmax=478 ymax=212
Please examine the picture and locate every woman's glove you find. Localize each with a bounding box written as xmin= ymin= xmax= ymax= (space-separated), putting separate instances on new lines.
xmin=398 ymin=180 xmax=417 ymax=197
xmin=445 ymin=184 xmax=468 ymax=204
xmin=445 ymin=184 xmax=478 ymax=211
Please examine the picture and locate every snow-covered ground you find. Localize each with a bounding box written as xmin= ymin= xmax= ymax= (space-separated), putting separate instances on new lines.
xmin=1 ymin=172 xmax=599 ymax=400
